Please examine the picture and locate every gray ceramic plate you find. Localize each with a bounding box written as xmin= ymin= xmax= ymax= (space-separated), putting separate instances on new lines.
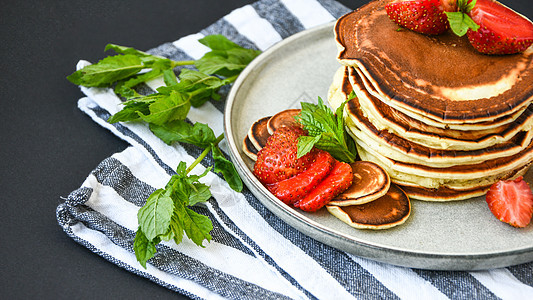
xmin=224 ymin=22 xmax=533 ymax=271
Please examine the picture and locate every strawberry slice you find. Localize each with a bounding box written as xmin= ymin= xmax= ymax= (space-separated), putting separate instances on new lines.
xmin=385 ymin=0 xmax=451 ymax=35
xmin=486 ymin=176 xmax=533 ymax=228
xmin=295 ymin=161 xmax=354 ymax=212
xmin=253 ymin=126 xmax=315 ymax=185
xmin=266 ymin=150 xmax=335 ymax=205
xmin=466 ymin=0 xmax=533 ymax=55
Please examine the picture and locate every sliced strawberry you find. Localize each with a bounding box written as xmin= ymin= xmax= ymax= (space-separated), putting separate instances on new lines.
xmin=295 ymin=161 xmax=354 ymax=212
xmin=385 ymin=0 xmax=451 ymax=35
xmin=266 ymin=150 xmax=335 ymax=205
xmin=486 ymin=176 xmax=533 ymax=228
xmin=253 ymin=126 xmax=315 ymax=184
xmin=466 ymin=0 xmax=533 ymax=54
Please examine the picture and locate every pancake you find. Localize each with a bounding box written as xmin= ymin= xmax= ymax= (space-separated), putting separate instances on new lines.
xmin=248 ymin=116 xmax=271 ymax=151
xmin=396 ymin=162 xmax=531 ymax=201
xmin=348 ymin=67 xmax=533 ymax=150
xmin=357 ymin=144 xmax=533 ymax=190
xmin=335 ymin=0 xmax=533 ymax=124
xmin=329 ymin=67 xmax=533 ymax=167
xmin=351 ymin=67 xmax=530 ymax=132
xmin=243 ymin=135 xmax=259 ymax=161
xmin=267 ymin=109 xmax=301 ymax=134
xmin=329 ymin=161 xmax=391 ymax=206
xmin=327 ymin=65 xmax=533 ymax=200
xmin=326 ymin=183 xmax=411 ymax=229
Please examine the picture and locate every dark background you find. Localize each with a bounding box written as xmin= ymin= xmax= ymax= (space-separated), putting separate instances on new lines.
xmin=1 ymin=0 xmax=530 ymax=298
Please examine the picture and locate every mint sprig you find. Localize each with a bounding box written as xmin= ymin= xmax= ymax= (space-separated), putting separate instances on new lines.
xmin=67 ymin=34 xmax=257 ymax=191
xmin=67 ymin=34 xmax=258 ymax=268
xmin=296 ymin=95 xmax=357 ymax=163
xmin=134 ymin=160 xmax=214 ymax=268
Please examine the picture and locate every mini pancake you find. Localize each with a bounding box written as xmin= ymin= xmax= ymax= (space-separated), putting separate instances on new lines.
xmin=242 ymin=109 xmax=303 ymax=161
xmin=329 ymin=161 xmax=390 ymax=206
xmin=335 ymin=0 xmax=533 ymax=124
xmin=266 ymin=109 xmax=301 ymax=135
xmin=326 ymin=183 xmax=410 ymax=229
xmin=242 ymin=135 xmax=259 ymax=161
xmin=248 ymin=116 xmax=271 ymax=151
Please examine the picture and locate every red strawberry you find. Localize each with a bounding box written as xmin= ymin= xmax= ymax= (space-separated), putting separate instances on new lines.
xmin=466 ymin=0 xmax=533 ymax=55
xmin=486 ymin=176 xmax=533 ymax=228
xmin=295 ymin=161 xmax=354 ymax=212
xmin=253 ymin=126 xmax=314 ymax=184
xmin=266 ymin=150 xmax=335 ymax=205
xmin=385 ymin=0 xmax=451 ymax=35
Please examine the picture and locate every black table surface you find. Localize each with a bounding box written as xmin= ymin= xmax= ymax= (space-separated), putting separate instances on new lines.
xmin=2 ymin=0 xmax=531 ymax=298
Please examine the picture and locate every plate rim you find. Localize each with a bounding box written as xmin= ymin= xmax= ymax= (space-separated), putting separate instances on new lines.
xmin=223 ymin=22 xmax=533 ymax=270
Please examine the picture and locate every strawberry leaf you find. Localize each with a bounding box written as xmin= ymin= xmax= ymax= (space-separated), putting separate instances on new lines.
xmin=446 ymin=0 xmax=480 ymax=37
xmin=446 ymin=11 xmax=480 ymax=36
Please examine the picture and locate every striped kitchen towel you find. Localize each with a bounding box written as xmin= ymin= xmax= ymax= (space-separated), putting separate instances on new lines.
xmin=56 ymin=0 xmax=533 ymax=299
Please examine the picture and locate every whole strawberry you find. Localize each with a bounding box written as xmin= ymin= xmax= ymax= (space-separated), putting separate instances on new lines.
xmin=486 ymin=176 xmax=533 ymax=228
xmin=253 ymin=126 xmax=315 ymax=185
xmin=385 ymin=0 xmax=451 ymax=35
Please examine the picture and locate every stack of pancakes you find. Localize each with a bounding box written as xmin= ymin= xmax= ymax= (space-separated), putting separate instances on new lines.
xmin=328 ymin=0 xmax=533 ymax=201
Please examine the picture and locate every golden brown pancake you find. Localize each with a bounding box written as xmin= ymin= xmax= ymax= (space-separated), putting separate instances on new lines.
xmin=349 ymin=67 xmax=533 ymax=151
xmin=248 ymin=116 xmax=271 ymax=151
xmin=327 ymin=65 xmax=533 ymax=201
xmin=333 ymin=68 xmax=533 ymax=167
xmin=329 ymin=161 xmax=390 ymax=206
xmin=335 ymin=0 xmax=533 ymax=124
xmin=327 ymin=183 xmax=410 ymax=229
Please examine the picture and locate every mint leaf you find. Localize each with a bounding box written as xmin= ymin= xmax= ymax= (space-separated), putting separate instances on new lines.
xmin=198 ymin=34 xmax=242 ymax=50
xmin=195 ymin=35 xmax=261 ymax=77
xmin=178 ymin=69 xmax=228 ymax=106
xmin=212 ymin=145 xmax=243 ymax=192
xmin=188 ymin=182 xmax=212 ymax=206
xmin=133 ymin=228 xmax=158 ymax=268
xmin=139 ymin=91 xmax=191 ymax=125
xmin=183 ymin=207 xmax=213 ymax=247
xmin=137 ymin=189 xmax=174 ymax=241
xmin=297 ymin=135 xmax=321 ymax=158
xmin=67 ymin=55 xmax=144 ymax=87
xmin=108 ymin=101 xmax=151 ymax=123
xmin=174 ymin=199 xmax=213 ymax=247
xmin=296 ymin=97 xmax=357 ymax=163
xmin=104 ymin=44 xmax=170 ymax=67
xmin=149 ymin=120 xmax=216 ymax=147
xmin=168 ymin=211 xmax=184 ymax=245
xmin=163 ymin=68 xmax=178 ymax=86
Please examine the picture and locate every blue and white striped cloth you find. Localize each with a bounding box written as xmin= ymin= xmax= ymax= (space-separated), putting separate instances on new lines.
xmin=56 ymin=0 xmax=533 ymax=299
